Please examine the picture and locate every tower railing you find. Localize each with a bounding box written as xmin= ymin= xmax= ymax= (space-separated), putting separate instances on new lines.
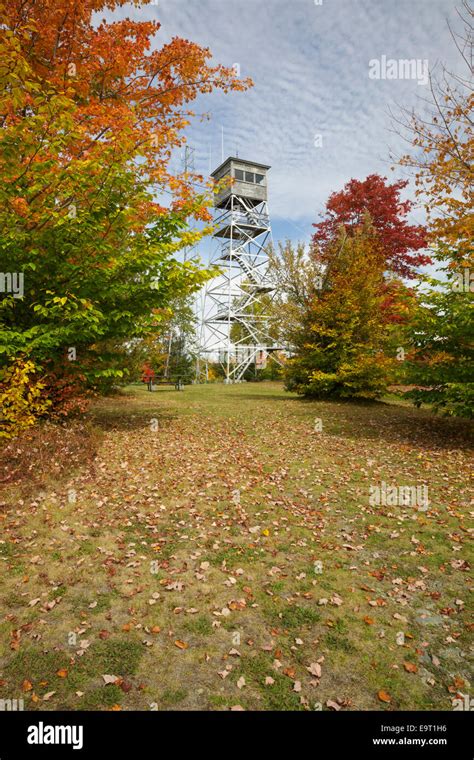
xmin=214 ymin=209 xmax=270 ymax=232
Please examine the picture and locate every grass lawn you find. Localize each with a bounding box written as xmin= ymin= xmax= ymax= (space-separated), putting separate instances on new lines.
xmin=0 ymin=382 xmax=472 ymax=711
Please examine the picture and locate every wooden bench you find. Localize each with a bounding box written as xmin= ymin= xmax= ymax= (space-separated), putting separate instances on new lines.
xmin=145 ymin=378 xmax=184 ymax=391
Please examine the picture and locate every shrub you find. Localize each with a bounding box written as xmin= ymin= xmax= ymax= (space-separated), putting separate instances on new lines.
xmin=0 ymin=359 xmax=50 ymax=439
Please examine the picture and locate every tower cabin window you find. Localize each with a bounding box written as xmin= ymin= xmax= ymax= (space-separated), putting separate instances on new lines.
xmin=233 ymin=168 xmax=265 ymax=184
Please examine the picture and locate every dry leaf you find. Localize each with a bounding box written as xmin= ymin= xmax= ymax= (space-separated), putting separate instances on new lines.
xmin=307 ymin=663 xmax=322 ymax=678
xmin=102 ymin=674 xmax=118 ymax=684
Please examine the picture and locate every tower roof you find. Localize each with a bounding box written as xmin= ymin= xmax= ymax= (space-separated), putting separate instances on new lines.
xmin=211 ymin=156 xmax=271 ymax=178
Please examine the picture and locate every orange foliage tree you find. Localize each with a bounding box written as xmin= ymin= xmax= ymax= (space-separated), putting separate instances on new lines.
xmin=0 ymin=0 xmax=250 ymax=429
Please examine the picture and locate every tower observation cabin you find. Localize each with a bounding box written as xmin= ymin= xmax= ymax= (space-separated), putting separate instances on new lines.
xmin=212 ymin=157 xmax=270 ymax=209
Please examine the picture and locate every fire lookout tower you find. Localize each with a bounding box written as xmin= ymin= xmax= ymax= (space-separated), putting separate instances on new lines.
xmin=198 ymin=157 xmax=282 ymax=382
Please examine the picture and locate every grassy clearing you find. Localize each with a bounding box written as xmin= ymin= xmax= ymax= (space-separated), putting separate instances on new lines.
xmin=0 ymin=382 xmax=472 ymax=711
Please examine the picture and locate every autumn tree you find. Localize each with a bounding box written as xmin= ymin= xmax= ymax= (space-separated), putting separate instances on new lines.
xmin=0 ymin=0 xmax=248 ymax=432
xmin=285 ymin=219 xmax=397 ymax=399
xmin=312 ymin=174 xmax=429 ymax=279
xmin=392 ymin=1 xmax=473 ymax=416
xmin=265 ymin=241 xmax=324 ymax=346
xmin=395 ymin=2 xmax=473 ymax=269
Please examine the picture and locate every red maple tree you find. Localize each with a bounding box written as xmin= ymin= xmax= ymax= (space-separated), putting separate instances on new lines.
xmin=312 ymin=175 xmax=430 ymax=278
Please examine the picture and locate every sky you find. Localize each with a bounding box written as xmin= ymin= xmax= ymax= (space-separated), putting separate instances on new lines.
xmin=109 ymin=0 xmax=464 ymax=253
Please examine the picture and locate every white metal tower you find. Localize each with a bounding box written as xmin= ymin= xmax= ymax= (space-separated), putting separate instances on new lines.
xmin=198 ymin=157 xmax=282 ymax=382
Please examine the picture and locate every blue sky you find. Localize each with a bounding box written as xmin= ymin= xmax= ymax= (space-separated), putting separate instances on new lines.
xmin=111 ymin=0 xmax=462 ymax=253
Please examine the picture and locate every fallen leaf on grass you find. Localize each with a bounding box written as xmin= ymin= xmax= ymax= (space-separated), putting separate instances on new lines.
xmin=174 ymin=640 xmax=188 ymax=650
xmin=102 ymin=674 xmax=118 ymax=685
xmin=377 ymin=690 xmax=392 ymax=703
xmin=393 ymin=613 xmax=407 ymax=623
xmin=447 ymin=676 xmax=465 ymax=693
xmin=307 ymin=663 xmax=322 ymax=678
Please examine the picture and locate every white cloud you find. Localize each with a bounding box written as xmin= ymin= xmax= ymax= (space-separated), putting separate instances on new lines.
xmin=111 ymin=0 xmax=463 ymax=241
